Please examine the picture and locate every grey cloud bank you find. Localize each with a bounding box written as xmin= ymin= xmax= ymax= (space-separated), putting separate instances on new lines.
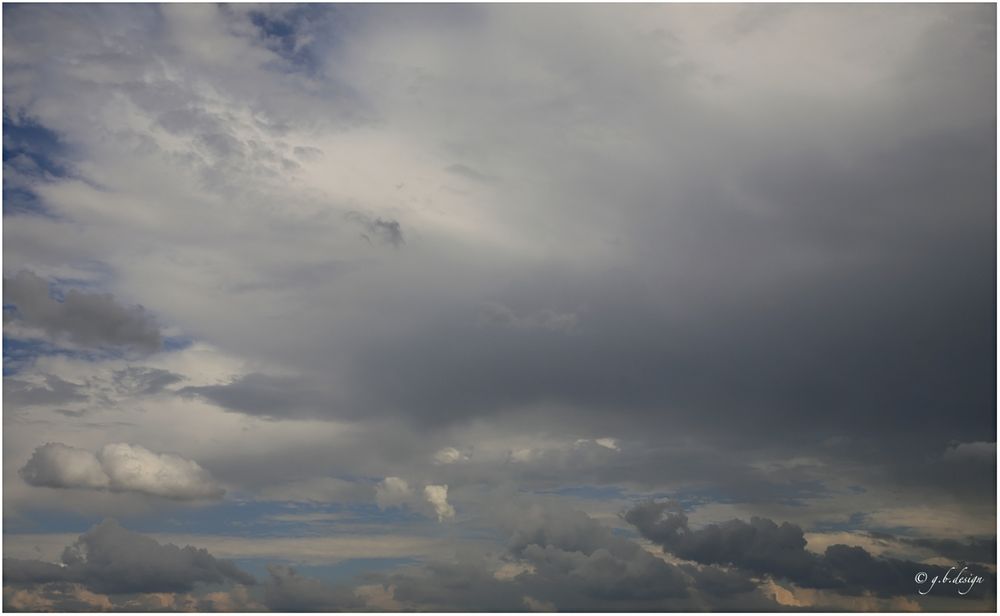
xmin=3 ymin=519 xmax=254 ymax=595
xmin=2 ymin=3 xmax=995 ymax=612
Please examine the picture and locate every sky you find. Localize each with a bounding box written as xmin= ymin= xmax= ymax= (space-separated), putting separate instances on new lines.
xmin=1 ymin=3 xmax=996 ymax=612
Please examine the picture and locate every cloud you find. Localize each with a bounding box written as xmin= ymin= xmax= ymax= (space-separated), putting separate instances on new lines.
xmin=20 ymin=442 xmax=223 ymax=500
xmin=868 ymin=532 xmax=998 ymax=566
xmin=3 ymin=270 xmax=161 ymax=352
xmin=18 ymin=442 xmax=110 ymax=490
xmin=179 ymin=372 xmax=330 ymax=419
xmin=593 ymin=437 xmax=619 ymax=451
xmin=375 ymin=499 xmax=779 ymax=611
xmin=374 ymin=476 xmax=413 ymax=509
xmin=432 ymin=446 xmax=467 ymax=464
xmin=624 ymin=501 xmax=995 ymax=599
xmin=374 ymin=478 xmax=455 ymax=522
xmin=1 ymin=5 xmax=996 ymax=611
xmin=345 ymin=211 xmax=405 ymax=247
xmin=942 ymin=441 xmax=996 ymax=462
xmin=574 ymin=437 xmax=620 ymax=452
xmin=98 ymin=443 xmax=224 ymax=500
xmin=3 ymin=519 xmax=255 ymax=594
xmin=110 ymin=366 xmax=183 ymax=395
xmin=4 ymin=375 xmax=88 ymax=407
xmin=261 ymin=565 xmax=363 ymax=612
xmin=424 ymin=484 xmax=455 ymax=521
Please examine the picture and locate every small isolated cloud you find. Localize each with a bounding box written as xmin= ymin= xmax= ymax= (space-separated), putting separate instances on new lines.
xmin=3 ymin=519 xmax=254 ymax=594
xmin=345 ymin=211 xmax=404 ymax=247
xmin=575 ymin=437 xmax=620 ymax=451
xmin=3 ymin=270 xmax=162 ymax=352
xmin=375 ymin=476 xmax=413 ymax=509
xmin=374 ymin=477 xmax=455 ymax=522
xmin=433 ymin=447 xmax=468 ymax=464
xmin=20 ymin=442 xmax=223 ymax=500
xmin=594 ymin=437 xmax=620 ymax=451
xmin=424 ymin=485 xmax=455 ymax=522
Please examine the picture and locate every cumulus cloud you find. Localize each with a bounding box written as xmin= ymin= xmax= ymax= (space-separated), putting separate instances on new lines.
xmin=18 ymin=442 xmax=110 ymax=490
xmin=98 ymin=443 xmax=224 ymax=500
xmin=373 ymin=476 xmax=414 ymax=510
xmin=3 ymin=270 xmax=161 ymax=351
xmin=374 ymin=477 xmax=455 ymax=522
xmin=19 ymin=442 xmax=223 ymax=500
xmin=374 ymin=500 xmax=778 ymax=611
xmin=424 ymin=484 xmax=455 ymax=521
xmin=3 ymin=519 xmax=255 ymax=594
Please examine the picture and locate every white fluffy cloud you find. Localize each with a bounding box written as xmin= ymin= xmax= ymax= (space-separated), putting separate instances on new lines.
xmin=20 ymin=443 xmax=223 ymax=500
xmin=423 ymin=485 xmax=455 ymax=522
xmin=375 ymin=477 xmax=455 ymax=522
xmin=18 ymin=442 xmax=110 ymax=490
xmin=374 ymin=477 xmax=413 ymax=509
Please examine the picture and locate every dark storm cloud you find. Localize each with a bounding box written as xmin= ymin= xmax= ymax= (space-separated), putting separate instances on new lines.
xmin=3 ymin=519 xmax=255 ymax=594
xmin=625 ymin=501 xmax=996 ymax=599
xmin=374 ymin=500 xmax=780 ymax=611
xmin=624 ymin=501 xmax=825 ymax=585
xmin=1 ymin=6 xmax=995 ymax=611
xmin=265 ymin=8 xmax=994 ymax=481
xmin=352 ymin=138 xmax=994 ymax=440
xmin=867 ymin=533 xmax=998 ymax=565
xmin=902 ymin=537 xmax=997 ymax=565
xmin=323 ymin=122 xmax=995 ymax=454
xmin=3 ymin=271 xmax=162 ymax=352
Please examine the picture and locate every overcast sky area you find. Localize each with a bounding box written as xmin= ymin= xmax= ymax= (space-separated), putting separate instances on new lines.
xmin=1 ymin=3 xmax=996 ymax=612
